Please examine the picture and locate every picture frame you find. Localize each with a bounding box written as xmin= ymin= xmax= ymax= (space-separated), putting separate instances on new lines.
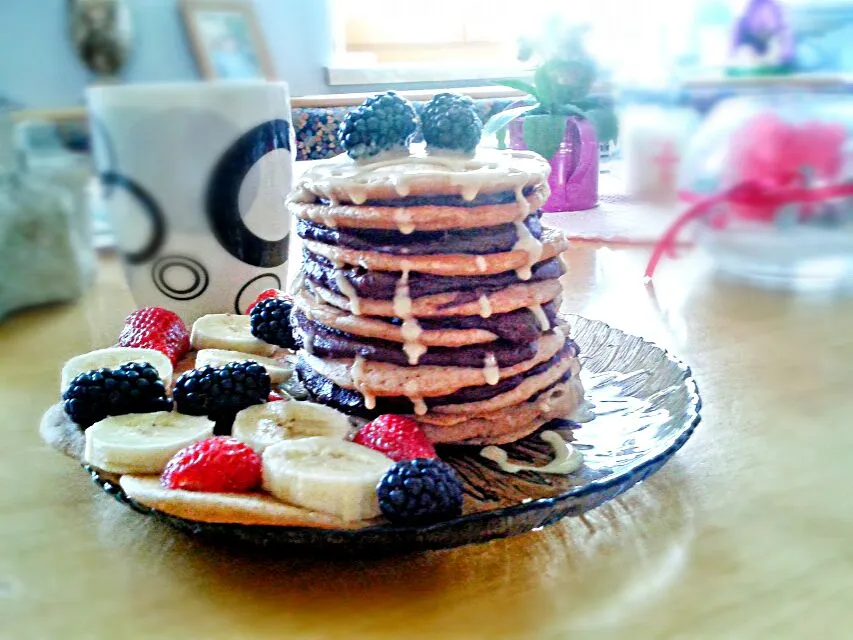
xmin=180 ymin=0 xmax=276 ymax=81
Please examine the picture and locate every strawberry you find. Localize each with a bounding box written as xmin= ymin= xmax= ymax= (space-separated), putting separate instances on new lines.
xmin=267 ymin=390 xmax=286 ymax=402
xmin=353 ymin=414 xmax=437 ymax=462
xmin=118 ymin=307 xmax=190 ymax=366
xmin=246 ymin=288 xmax=287 ymax=314
xmin=161 ymin=436 xmax=262 ymax=492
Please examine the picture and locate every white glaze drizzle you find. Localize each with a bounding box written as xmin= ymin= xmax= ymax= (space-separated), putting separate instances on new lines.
xmin=393 ymin=175 xmax=411 ymax=197
xmin=393 ymin=208 xmax=416 ymax=234
xmin=335 ymin=271 xmax=362 ymax=315
xmin=350 ymin=355 xmax=376 ymax=410
xmin=392 ymin=265 xmax=413 ymax=317
xmin=528 ymin=303 xmax=551 ymax=331
xmin=512 ymin=219 xmax=544 ymax=281
xmin=483 ymin=353 xmax=499 ymax=386
xmin=475 ymin=256 xmax=488 ymax=273
xmin=401 ymin=319 xmax=426 ymax=365
xmin=478 ymin=294 xmax=493 ymax=318
xmin=289 ymin=269 xmax=306 ymax=297
xmin=480 ymin=431 xmax=583 ymax=475
xmin=346 ymin=184 xmax=368 ymax=205
xmin=318 ymin=183 xmax=338 ymax=207
xmin=411 ymin=397 xmax=427 ymax=415
xmin=393 ymin=264 xmax=427 ymax=365
xmin=403 ymin=380 xmax=427 ymax=415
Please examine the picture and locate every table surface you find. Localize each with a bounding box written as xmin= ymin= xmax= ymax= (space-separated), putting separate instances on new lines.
xmin=3 ymin=245 xmax=853 ymax=640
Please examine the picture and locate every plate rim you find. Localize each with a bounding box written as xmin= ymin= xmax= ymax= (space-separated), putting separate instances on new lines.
xmin=85 ymin=314 xmax=702 ymax=540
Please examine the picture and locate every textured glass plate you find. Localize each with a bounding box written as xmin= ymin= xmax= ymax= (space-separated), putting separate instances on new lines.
xmin=89 ymin=315 xmax=701 ymax=554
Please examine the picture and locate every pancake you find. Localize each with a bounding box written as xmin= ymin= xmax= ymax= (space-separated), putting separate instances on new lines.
xmin=120 ymin=475 xmax=374 ymax=529
xmin=293 ymin=291 xmax=560 ymax=346
xmin=300 ymin=329 xmax=567 ymax=398
xmin=295 ymin=343 xmax=578 ymax=417
xmin=288 ymin=187 xmax=548 ymax=232
xmin=297 ymin=213 xmax=543 ymax=255
xmin=302 ymin=226 xmax=567 ymax=276
xmin=418 ymin=377 xmax=585 ymax=445
xmin=290 ymin=148 xmax=551 ymax=205
xmin=293 ymin=313 xmax=552 ymax=368
xmin=288 ymin=144 xmax=583 ymax=445
xmin=305 ymin=278 xmax=563 ymax=319
xmin=303 ymin=251 xmax=563 ymax=301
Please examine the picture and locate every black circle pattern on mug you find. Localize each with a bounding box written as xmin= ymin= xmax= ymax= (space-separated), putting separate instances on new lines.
xmin=151 ymin=255 xmax=210 ymax=301
xmin=233 ymin=272 xmax=283 ymax=314
xmin=100 ymin=171 xmax=167 ymax=265
xmin=206 ymin=119 xmax=292 ymax=269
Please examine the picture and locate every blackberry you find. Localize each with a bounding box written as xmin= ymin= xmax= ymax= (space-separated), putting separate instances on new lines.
xmin=377 ymin=458 xmax=464 ymax=525
xmin=173 ymin=361 xmax=270 ymax=432
xmin=421 ymin=93 xmax=482 ymax=154
xmin=62 ymin=362 xmax=172 ymax=429
xmin=338 ymin=91 xmax=418 ymax=161
xmin=249 ymin=297 xmax=297 ymax=349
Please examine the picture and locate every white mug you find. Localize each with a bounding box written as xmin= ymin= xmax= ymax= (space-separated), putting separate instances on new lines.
xmin=87 ymin=81 xmax=295 ymax=322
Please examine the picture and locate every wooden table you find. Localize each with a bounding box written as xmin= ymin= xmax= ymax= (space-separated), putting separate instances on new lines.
xmin=3 ymin=245 xmax=853 ymax=640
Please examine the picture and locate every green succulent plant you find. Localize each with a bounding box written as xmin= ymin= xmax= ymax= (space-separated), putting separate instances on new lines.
xmin=484 ymin=22 xmax=618 ymax=160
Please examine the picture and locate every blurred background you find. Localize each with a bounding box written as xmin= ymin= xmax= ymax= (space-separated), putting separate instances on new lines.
xmin=1 ymin=0 xmax=851 ymax=106
xmin=3 ymin=0 xmax=853 ymax=318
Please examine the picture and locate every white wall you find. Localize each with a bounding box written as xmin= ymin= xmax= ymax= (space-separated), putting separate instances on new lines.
xmin=0 ymin=0 xmax=333 ymax=108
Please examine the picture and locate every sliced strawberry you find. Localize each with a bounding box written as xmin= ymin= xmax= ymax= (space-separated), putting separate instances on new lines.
xmin=161 ymin=436 xmax=262 ymax=492
xmin=353 ymin=414 xmax=437 ymax=462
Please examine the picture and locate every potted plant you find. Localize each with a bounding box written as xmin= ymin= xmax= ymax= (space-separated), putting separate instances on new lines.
xmin=484 ymin=23 xmax=618 ymax=212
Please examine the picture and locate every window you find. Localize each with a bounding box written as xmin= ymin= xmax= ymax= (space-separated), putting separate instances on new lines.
xmin=328 ymin=0 xmax=699 ymax=86
xmin=328 ymin=0 xmax=528 ymax=85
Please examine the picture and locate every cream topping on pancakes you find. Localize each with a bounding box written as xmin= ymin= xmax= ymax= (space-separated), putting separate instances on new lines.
xmin=512 ymin=219 xmax=544 ymax=280
xmin=483 ymin=353 xmax=499 ymax=386
xmin=480 ymin=430 xmax=583 ymax=475
xmin=293 ymin=148 xmax=551 ymax=205
xmin=478 ymin=295 xmax=493 ymax=319
xmin=393 ymin=208 xmax=415 ymax=234
xmin=350 ymin=355 xmax=376 ymax=410
xmin=392 ymin=264 xmax=426 ymax=365
xmin=528 ymin=303 xmax=551 ymax=331
xmin=335 ymin=271 xmax=362 ymax=315
xmin=403 ymin=380 xmax=428 ymax=416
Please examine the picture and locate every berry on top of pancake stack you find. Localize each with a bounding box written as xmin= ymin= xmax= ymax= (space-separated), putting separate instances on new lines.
xmin=288 ymin=91 xmax=585 ymax=445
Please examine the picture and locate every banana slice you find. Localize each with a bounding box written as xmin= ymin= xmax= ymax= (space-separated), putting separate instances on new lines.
xmin=61 ymin=347 xmax=173 ymax=392
xmin=190 ymin=314 xmax=275 ymax=356
xmin=262 ymin=437 xmax=393 ymax=521
xmin=195 ymin=349 xmax=292 ymax=383
xmin=233 ymin=400 xmax=351 ymax=453
xmin=84 ymin=412 xmax=214 ymax=475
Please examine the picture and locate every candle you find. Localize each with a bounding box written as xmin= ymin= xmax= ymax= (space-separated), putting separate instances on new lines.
xmin=621 ymin=106 xmax=699 ymax=203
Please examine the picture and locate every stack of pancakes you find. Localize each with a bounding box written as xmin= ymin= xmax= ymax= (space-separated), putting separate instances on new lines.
xmin=286 ymin=149 xmax=584 ymax=445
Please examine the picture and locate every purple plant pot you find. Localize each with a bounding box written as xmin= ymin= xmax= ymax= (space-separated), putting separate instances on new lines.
xmin=508 ymin=116 xmax=599 ymax=212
